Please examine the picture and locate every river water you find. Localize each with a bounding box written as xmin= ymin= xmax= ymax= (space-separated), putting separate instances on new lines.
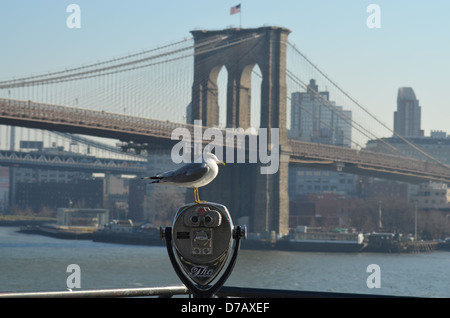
xmin=1 ymin=226 xmax=449 ymax=297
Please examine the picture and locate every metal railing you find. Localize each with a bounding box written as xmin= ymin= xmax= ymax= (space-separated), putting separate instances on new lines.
xmin=0 ymin=285 xmax=190 ymax=298
xmin=0 ymin=285 xmax=401 ymax=298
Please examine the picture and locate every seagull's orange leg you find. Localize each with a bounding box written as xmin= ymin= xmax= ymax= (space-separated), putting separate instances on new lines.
xmin=193 ymin=187 xmax=205 ymax=204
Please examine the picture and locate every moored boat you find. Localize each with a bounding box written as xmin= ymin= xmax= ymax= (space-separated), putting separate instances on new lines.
xmin=277 ymin=229 xmax=366 ymax=253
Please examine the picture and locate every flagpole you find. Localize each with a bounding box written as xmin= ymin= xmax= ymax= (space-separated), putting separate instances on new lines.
xmin=240 ymin=10 xmax=242 ymax=28
xmin=230 ymin=4 xmax=242 ymax=28
xmin=240 ymin=4 xmax=242 ymax=28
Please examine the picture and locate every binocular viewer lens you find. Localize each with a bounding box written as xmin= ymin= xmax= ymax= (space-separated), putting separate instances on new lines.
xmin=183 ymin=207 xmax=222 ymax=228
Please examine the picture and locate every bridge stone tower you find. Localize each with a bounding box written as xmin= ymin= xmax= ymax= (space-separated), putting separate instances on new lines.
xmin=190 ymin=26 xmax=291 ymax=235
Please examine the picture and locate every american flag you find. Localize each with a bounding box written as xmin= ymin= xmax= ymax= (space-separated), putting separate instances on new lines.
xmin=230 ymin=4 xmax=241 ymax=15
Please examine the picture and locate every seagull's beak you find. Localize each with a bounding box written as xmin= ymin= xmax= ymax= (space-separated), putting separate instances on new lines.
xmin=218 ymin=160 xmax=225 ymax=166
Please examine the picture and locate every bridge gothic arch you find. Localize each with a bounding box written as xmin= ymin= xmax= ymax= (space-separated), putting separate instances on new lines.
xmin=204 ymin=62 xmax=262 ymax=130
xmin=190 ymin=26 xmax=290 ymax=143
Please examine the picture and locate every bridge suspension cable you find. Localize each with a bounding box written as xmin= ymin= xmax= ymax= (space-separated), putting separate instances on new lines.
xmin=0 ymin=38 xmax=191 ymax=88
xmin=0 ymin=32 xmax=261 ymax=89
xmin=1 ymin=31 xmax=449 ymax=172
xmin=286 ymin=69 xmax=396 ymax=152
xmin=286 ymin=41 xmax=450 ymax=169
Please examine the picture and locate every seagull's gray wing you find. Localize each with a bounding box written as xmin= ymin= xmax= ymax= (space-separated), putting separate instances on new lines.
xmin=157 ymin=162 xmax=209 ymax=184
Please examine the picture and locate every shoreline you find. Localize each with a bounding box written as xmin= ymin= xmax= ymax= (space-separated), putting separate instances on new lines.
xmin=9 ymin=222 xmax=442 ymax=254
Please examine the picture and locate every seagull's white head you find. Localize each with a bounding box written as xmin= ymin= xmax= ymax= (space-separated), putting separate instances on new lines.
xmin=204 ymin=152 xmax=225 ymax=166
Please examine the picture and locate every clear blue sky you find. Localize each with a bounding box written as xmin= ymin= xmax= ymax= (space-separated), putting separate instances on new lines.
xmin=1 ymin=0 xmax=449 ymax=137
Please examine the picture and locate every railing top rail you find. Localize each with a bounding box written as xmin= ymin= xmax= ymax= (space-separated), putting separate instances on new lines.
xmin=0 ymin=285 xmax=403 ymax=298
xmin=0 ymin=285 xmax=189 ymax=298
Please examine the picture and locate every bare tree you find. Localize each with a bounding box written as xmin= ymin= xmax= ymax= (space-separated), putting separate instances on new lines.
xmin=349 ymin=197 xmax=414 ymax=233
xmin=418 ymin=210 xmax=450 ymax=240
xmin=146 ymin=185 xmax=185 ymax=227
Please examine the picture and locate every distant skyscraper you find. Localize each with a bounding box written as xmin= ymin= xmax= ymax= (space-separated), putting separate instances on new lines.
xmin=393 ymin=87 xmax=423 ymax=137
xmin=289 ymin=79 xmax=352 ymax=147
xmin=288 ymin=80 xmax=356 ymax=200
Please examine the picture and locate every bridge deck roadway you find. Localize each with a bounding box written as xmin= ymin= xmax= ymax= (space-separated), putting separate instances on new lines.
xmin=2 ymin=98 xmax=450 ymax=183
xmin=288 ymin=140 xmax=450 ymax=184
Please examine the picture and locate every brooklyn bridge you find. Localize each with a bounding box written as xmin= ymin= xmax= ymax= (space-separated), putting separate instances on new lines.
xmin=1 ymin=26 xmax=449 ymax=235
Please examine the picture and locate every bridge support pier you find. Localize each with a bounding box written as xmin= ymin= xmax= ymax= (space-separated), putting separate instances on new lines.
xmin=190 ymin=27 xmax=291 ymax=236
xmin=253 ymin=151 xmax=290 ymax=236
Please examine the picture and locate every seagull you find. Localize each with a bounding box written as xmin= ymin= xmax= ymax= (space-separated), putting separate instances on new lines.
xmin=142 ymin=152 xmax=225 ymax=203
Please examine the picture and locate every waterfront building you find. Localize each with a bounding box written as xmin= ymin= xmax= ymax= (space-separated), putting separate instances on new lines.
xmin=366 ymin=132 xmax=450 ymax=165
xmin=367 ymin=86 xmax=448 ymax=203
xmin=57 ymin=208 xmax=109 ymax=228
xmin=14 ymin=178 xmax=105 ymax=212
xmin=288 ymin=79 xmax=356 ymax=208
xmin=128 ymin=177 xmax=145 ymax=221
xmin=393 ymin=87 xmax=423 ymax=137
xmin=411 ymin=182 xmax=450 ymax=210
xmin=288 ymin=167 xmax=356 ymax=199
xmin=357 ymin=177 xmax=408 ymax=201
xmin=289 ymin=192 xmax=356 ymax=228
xmin=0 ymin=167 xmax=9 ymax=212
xmin=10 ymin=167 xmax=89 ymax=184
xmin=289 ymin=79 xmax=352 ymax=147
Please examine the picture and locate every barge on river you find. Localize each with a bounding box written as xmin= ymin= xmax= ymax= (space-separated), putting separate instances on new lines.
xmin=276 ymin=230 xmax=366 ymax=253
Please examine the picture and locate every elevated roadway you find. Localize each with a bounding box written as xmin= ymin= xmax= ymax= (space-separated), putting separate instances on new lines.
xmin=2 ymin=98 xmax=450 ymax=183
